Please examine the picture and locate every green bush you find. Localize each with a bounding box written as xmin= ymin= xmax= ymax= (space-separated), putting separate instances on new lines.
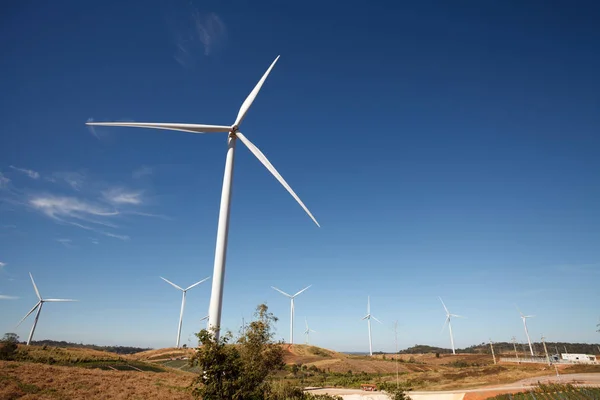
xmin=0 ymin=333 xmax=19 ymax=360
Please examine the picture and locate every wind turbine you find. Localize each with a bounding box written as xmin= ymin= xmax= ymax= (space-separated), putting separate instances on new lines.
xmin=271 ymin=285 xmax=311 ymax=345
xmin=87 ymin=56 xmax=319 ymax=340
xmin=439 ymin=297 xmax=465 ymax=355
xmin=304 ymin=317 xmax=316 ymax=345
xmin=517 ymin=307 xmax=535 ymax=356
xmin=362 ymin=296 xmax=382 ymax=356
xmin=16 ymin=273 xmax=78 ymax=345
xmin=160 ymin=276 xmax=210 ymax=348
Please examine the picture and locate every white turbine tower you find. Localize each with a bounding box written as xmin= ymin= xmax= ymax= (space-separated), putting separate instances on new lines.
xmin=304 ymin=317 xmax=316 ymax=345
xmin=362 ymin=296 xmax=382 ymax=356
xmin=160 ymin=276 xmax=210 ymax=348
xmin=271 ymin=285 xmax=311 ymax=345
xmin=16 ymin=273 xmax=78 ymax=346
xmin=517 ymin=307 xmax=535 ymax=356
xmin=87 ymin=56 xmax=319 ymax=340
xmin=439 ymin=297 xmax=465 ymax=355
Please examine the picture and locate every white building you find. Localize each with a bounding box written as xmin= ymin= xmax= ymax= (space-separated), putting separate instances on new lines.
xmin=561 ymin=353 xmax=597 ymax=363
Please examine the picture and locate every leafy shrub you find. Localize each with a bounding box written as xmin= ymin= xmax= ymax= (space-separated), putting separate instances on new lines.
xmin=0 ymin=333 xmax=19 ymax=360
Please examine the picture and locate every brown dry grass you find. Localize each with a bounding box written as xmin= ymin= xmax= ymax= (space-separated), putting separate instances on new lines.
xmin=0 ymin=360 xmax=194 ymax=400
xmin=16 ymin=344 xmax=126 ymax=364
xmin=4 ymin=344 xmax=598 ymax=397
xmin=128 ymin=347 xmax=195 ymax=362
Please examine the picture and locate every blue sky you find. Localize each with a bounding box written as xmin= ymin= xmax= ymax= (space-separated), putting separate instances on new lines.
xmin=1 ymin=0 xmax=599 ymax=352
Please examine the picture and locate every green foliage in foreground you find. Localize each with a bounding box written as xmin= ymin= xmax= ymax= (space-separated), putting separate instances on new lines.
xmin=0 ymin=333 xmax=19 ymax=360
xmin=485 ymin=383 xmax=600 ymax=399
xmin=189 ymin=304 xmax=348 ymax=400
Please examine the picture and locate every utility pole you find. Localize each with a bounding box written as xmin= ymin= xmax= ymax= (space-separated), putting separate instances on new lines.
xmin=541 ymin=335 xmax=550 ymax=365
xmin=394 ymin=320 xmax=399 ymax=389
xmin=512 ymin=336 xmax=520 ymax=364
xmin=489 ymin=339 xmax=497 ymax=364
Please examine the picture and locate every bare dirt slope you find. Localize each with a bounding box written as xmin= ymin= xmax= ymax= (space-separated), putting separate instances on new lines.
xmin=128 ymin=347 xmax=195 ymax=362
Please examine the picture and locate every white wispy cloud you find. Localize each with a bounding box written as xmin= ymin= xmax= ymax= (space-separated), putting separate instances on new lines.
xmin=4 ymin=166 xmax=167 ymax=242
xmin=10 ymin=165 xmax=40 ymax=179
xmin=30 ymin=195 xmax=119 ymax=220
xmin=57 ymin=238 xmax=74 ymax=248
xmin=172 ymin=11 xmax=226 ymax=68
xmin=0 ymin=295 xmax=19 ymax=300
xmin=102 ymin=188 xmax=143 ymax=205
xmin=28 ymin=195 xmax=131 ymax=240
xmin=132 ymin=165 xmax=153 ymax=179
xmin=69 ymin=221 xmax=130 ymax=241
xmin=0 ymin=172 xmax=10 ymax=188
xmin=51 ymin=171 xmax=86 ymax=191
xmin=0 ymin=261 xmax=6 ymax=269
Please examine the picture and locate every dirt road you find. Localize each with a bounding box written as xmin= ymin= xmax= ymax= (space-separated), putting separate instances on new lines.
xmin=305 ymin=372 xmax=600 ymax=399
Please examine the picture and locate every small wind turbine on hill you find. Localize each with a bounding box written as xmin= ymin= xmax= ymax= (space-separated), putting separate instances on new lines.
xmin=439 ymin=297 xmax=465 ymax=355
xmin=517 ymin=306 xmax=535 ymax=356
xmin=271 ymin=285 xmax=311 ymax=344
xmin=16 ymin=273 xmax=78 ymax=345
xmin=160 ymin=276 xmax=210 ymax=348
xmin=362 ymin=296 xmax=382 ymax=356
xmin=304 ymin=317 xmax=316 ymax=345
xmin=87 ymin=56 xmax=320 ymax=340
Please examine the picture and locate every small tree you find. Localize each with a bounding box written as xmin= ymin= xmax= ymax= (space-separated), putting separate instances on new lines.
xmin=191 ymin=304 xmax=285 ymax=400
xmin=0 ymin=333 xmax=19 ymax=360
xmin=191 ymin=328 xmax=243 ymax=400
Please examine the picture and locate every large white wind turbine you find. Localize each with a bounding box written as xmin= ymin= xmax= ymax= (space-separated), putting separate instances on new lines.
xmin=304 ymin=317 xmax=316 ymax=345
xmin=271 ymin=285 xmax=311 ymax=344
xmin=16 ymin=273 xmax=78 ymax=345
xmin=517 ymin=307 xmax=535 ymax=356
xmin=362 ymin=296 xmax=382 ymax=356
xmin=160 ymin=276 xmax=210 ymax=348
xmin=439 ymin=297 xmax=465 ymax=355
xmin=87 ymin=56 xmax=319 ymax=340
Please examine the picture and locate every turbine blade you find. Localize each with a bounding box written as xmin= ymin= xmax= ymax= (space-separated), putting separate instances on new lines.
xmin=200 ymin=315 xmax=209 ymax=321
xmin=362 ymin=314 xmax=370 ymax=320
xmin=16 ymin=301 xmax=40 ymax=327
xmin=271 ymin=286 xmax=292 ymax=297
xmin=524 ymin=315 xmax=535 ymax=318
xmin=441 ymin=316 xmax=450 ymax=333
xmin=43 ymin=299 xmax=78 ymax=302
xmin=234 ymin=56 xmax=280 ymax=127
xmin=86 ymin=122 xmax=231 ymax=134
xmin=451 ymin=314 xmax=466 ymax=319
xmin=293 ymin=285 xmax=312 ymax=297
xmin=516 ymin=305 xmax=524 ymax=317
xmin=160 ymin=277 xmax=184 ymax=291
xmin=305 ymin=317 xmax=308 ymax=330
xmin=439 ymin=296 xmax=449 ymax=315
xmin=185 ymin=276 xmax=210 ymax=291
xmin=236 ymin=132 xmax=320 ymax=227
xmin=372 ymin=316 xmax=383 ymax=324
xmin=29 ymin=272 xmax=41 ymax=300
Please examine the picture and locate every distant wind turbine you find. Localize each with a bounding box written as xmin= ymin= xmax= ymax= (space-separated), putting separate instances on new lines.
xmin=271 ymin=285 xmax=311 ymax=344
xmin=87 ymin=56 xmax=320 ymax=340
xmin=517 ymin=306 xmax=535 ymax=356
xmin=439 ymin=297 xmax=465 ymax=355
xmin=362 ymin=296 xmax=382 ymax=356
xmin=16 ymin=273 xmax=78 ymax=345
xmin=160 ymin=276 xmax=210 ymax=348
xmin=304 ymin=317 xmax=316 ymax=345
